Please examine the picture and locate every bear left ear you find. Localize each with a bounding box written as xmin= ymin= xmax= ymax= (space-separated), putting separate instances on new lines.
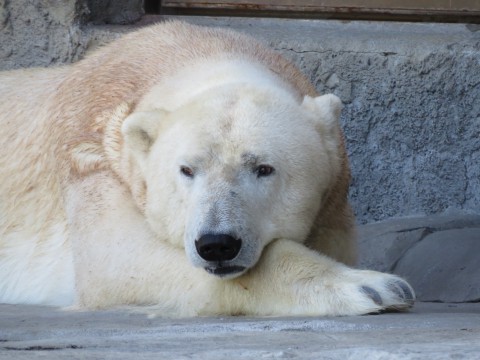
xmin=301 ymin=94 xmax=342 ymax=136
xmin=122 ymin=110 xmax=167 ymax=156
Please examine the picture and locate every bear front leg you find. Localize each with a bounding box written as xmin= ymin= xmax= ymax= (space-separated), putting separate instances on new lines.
xmin=232 ymin=239 xmax=415 ymax=316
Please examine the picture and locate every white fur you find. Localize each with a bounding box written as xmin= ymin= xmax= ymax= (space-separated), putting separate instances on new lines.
xmin=0 ymin=22 xmax=414 ymax=316
xmin=136 ymin=59 xmax=299 ymax=112
xmin=0 ymin=223 xmax=74 ymax=306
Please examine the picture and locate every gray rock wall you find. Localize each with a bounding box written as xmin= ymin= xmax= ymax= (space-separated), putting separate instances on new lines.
xmin=0 ymin=0 xmax=88 ymax=70
xmin=293 ymin=29 xmax=480 ymax=223
xmin=0 ymin=7 xmax=478 ymax=223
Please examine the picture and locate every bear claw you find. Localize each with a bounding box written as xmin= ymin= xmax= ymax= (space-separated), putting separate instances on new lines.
xmin=388 ymin=280 xmax=415 ymax=305
xmin=360 ymin=278 xmax=415 ymax=313
xmin=361 ymin=285 xmax=383 ymax=306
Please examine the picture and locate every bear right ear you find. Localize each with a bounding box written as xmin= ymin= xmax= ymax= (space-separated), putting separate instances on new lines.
xmin=301 ymin=93 xmax=342 ymax=138
xmin=122 ymin=110 xmax=167 ymax=156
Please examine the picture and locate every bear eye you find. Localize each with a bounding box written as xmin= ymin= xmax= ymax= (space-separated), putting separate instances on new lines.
xmin=180 ymin=166 xmax=194 ymax=178
xmin=255 ymin=164 xmax=275 ymax=178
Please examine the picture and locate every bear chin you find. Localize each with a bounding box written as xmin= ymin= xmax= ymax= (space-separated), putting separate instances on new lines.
xmin=204 ymin=265 xmax=247 ymax=278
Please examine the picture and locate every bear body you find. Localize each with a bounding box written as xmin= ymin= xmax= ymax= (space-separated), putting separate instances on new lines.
xmin=0 ymin=21 xmax=414 ymax=316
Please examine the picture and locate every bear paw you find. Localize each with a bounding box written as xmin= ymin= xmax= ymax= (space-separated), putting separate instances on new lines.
xmin=360 ymin=279 xmax=414 ymax=311
xmin=345 ymin=270 xmax=415 ymax=314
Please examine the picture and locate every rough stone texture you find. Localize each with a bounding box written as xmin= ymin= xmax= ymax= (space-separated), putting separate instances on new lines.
xmin=0 ymin=0 xmax=89 ymax=70
xmin=357 ymin=213 xmax=480 ymax=302
xmin=1 ymin=12 xmax=478 ymax=223
xmin=1 ymin=302 xmax=480 ymax=359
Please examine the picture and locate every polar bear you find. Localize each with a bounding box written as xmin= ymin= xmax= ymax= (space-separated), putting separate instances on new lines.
xmin=0 ymin=21 xmax=414 ymax=316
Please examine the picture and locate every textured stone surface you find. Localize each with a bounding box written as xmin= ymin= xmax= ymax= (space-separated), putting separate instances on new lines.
xmin=395 ymin=228 xmax=480 ymax=303
xmin=1 ymin=12 xmax=478 ymax=223
xmin=0 ymin=0 xmax=88 ymax=70
xmin=357 ymin=213 xmax=480 ymax=240
xmin=358 ymin=228 xmax=427 ymax=273
xmin=1 ymin=303 xmax=480 ymax=359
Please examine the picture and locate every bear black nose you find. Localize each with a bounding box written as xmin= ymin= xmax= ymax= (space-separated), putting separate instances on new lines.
xmin=195 ymin=234 xmax=242 ymax=262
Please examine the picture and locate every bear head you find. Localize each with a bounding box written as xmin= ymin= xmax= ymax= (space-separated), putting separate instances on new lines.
xmin=121 ymin=83 xmax=342 ymax=279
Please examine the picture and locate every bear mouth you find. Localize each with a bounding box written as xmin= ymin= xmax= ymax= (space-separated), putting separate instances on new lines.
xmin=205 ymin=265 xmax=246 ymax=277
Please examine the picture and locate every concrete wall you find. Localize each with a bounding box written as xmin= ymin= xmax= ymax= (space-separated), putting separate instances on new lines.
xmin=0 ymin=0 xmax=88 ymax=69
xmin=1 ymin=1 xmax=478 ymax=223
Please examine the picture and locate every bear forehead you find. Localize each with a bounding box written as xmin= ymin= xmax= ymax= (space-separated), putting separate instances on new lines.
xmin=168 ymin=104 xmax=312 ymax=156
xmin=150 ymin=83 xmax=322 ymax=167
xmin=169 ymin=84 xmax=310 ymax=136
xmin=135 ymin=58 xmax=302 ymax=114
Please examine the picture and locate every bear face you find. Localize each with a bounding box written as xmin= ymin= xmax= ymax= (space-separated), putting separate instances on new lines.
xmin=122 ymin=83 xmax=342 ymax=279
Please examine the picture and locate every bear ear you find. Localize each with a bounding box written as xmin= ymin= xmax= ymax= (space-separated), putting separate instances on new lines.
xmin=301 ymin=94 xmax=342 ymax=136
xmin=122 ymin=110 xmax=167 ymax=155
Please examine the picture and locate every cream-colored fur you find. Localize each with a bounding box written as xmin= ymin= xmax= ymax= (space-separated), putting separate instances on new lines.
xmin=0 ymin=21 xmax=414 ymax=316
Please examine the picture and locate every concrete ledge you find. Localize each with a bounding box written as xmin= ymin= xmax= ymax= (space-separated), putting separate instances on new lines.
xmin=1 ymin=302 xmax=479 ymax=359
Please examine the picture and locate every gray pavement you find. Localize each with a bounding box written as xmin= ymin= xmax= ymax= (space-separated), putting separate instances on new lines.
xmin=1 ymin=302 xmax=479 ymax=359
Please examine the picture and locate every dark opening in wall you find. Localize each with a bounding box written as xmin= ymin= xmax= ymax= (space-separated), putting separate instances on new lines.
xmin=144 ymin=0 xmax=161 ymax=14
xmin=143 ymin=0 xmax=480 ymax=23
xmin=87 ymin=0 xmax=145 ymax=24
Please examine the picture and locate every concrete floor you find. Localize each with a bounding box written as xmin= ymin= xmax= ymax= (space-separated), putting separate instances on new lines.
xmin=1 ymin=302 xmax=479 ymax=359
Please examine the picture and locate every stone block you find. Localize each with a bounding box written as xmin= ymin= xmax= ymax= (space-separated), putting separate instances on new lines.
xmin=357 ymin=214 xmax=480 ymax=302
xmin=358 ymin=228 xmax=427 ymax=272
xmin=394 ymin=228 xmax=480 ymax=302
